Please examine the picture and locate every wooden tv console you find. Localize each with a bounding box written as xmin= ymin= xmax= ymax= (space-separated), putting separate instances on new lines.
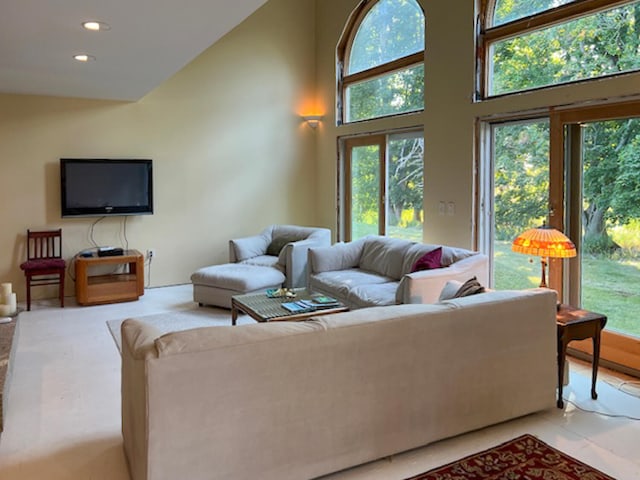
xmin=75 ymin=249 xmax=144 ymax=305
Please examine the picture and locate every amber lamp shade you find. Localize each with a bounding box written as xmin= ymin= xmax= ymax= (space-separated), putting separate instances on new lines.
xmin=512 ymin=225 xmax=577 ymax=288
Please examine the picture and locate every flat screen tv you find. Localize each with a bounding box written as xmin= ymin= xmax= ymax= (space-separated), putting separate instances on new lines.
xmin=60 ymin=159 xmax=153 ymax=217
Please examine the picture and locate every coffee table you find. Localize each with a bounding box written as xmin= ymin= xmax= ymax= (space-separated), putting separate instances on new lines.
xmin=231 ymin=289 xmax=348 ymax=325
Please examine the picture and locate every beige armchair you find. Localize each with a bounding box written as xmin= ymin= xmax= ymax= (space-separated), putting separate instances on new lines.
xmin=229 ymin=224 xmax=332 ymax=288
xmin=191 ymin=225 xmax=331 ymax=308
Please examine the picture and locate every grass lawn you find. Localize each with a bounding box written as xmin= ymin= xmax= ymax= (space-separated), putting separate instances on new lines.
xmin=494 ymin=241 xmax=640 ymax=337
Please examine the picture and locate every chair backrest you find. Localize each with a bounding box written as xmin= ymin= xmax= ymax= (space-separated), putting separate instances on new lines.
xmin=26 ymin=229 xmax=63 ymax=261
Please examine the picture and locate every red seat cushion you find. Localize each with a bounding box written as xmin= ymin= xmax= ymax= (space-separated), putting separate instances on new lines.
xmin=20 ymin=258 xmax=66 ymax=271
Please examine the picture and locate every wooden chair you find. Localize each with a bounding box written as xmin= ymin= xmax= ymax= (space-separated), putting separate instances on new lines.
xmin=19 ymin=229 xmax=66 ymax=311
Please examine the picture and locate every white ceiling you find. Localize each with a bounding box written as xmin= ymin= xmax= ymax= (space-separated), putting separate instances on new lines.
xmin=0 ymin=0 xmax=268 ymax=101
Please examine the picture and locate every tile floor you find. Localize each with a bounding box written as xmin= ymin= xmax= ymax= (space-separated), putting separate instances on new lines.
xmin=0 ymin=284 xmax=638 ymax=479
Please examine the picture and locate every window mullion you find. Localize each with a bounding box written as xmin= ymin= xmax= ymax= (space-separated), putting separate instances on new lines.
xmin=343 ymin=52 xmax=423 ymax=86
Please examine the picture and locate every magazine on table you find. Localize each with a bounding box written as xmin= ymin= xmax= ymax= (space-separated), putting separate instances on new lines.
xmin=281 ymin=296 xmax=341 ymax=313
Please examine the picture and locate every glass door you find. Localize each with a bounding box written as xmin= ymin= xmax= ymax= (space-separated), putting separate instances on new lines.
xmin=567 ymin=118 xmax=640 ymax=362
xmin=557 ymin=107 xmax=640 ymax=374
xmin=344 ymin=136 xmax=385 ymax=241
xmin=487 ymin=119 xmax=550 ymax=289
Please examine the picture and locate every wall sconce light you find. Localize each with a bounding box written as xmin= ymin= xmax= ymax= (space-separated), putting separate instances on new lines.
xmin=302 ymin=115 xmax=322 ymax=129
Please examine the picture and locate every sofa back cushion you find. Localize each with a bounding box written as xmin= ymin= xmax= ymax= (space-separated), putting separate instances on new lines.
xmin=359 ymin=236 xmax=412 ymax=280
xmin=308 ymin=239 xmax=366 ymax=273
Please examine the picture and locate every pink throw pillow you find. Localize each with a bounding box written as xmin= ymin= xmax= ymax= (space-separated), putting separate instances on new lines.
xmin=411 ymin=247 xmax=443 ymax=272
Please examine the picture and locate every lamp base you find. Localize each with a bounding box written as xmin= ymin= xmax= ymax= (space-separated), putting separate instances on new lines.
xmin=539 ymin=257 xmax=548 ymax=288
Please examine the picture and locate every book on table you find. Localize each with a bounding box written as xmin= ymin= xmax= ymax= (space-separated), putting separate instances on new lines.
xmin=281 ymin=297 xmax=342 ymax=313
xmin=310 ymin=294 xmax=339 ymax=305
xmin=281 ymin=301 xmax=314 ymax=313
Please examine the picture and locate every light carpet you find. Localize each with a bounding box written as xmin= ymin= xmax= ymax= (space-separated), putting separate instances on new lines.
xmin=106 ymin=306 xmax=251 ymax=353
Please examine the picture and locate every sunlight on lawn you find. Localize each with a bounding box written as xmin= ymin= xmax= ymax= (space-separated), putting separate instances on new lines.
xmin=494 ymin=241 xmax=640 ymax=337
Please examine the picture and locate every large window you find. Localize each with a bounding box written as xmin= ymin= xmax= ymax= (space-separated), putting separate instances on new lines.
xmin=338 ymin=0 xmax=425 ymax=123
xmin=479 ymin=0 xmax=640 ymax=97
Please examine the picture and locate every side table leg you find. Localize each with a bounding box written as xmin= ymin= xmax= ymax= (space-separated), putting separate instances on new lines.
xmin=557 ymin=335 xmax=567 ymax=409
xmin=591 ymin=328 xmax=602 ymax=400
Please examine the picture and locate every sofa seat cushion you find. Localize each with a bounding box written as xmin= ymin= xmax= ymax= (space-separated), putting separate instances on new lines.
xmin=347 ymin=282 xmax=398 ymax=308
xmin=311 ymin=268 xmax=393 ymax=292
xmin=191 ymin=263 xmax=285 ymax=292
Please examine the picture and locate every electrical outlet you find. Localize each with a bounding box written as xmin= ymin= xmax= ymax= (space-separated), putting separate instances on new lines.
xmin=147 ymin=249 xmax=156 ymax=260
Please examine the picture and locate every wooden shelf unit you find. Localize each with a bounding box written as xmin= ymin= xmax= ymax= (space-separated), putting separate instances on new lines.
xmin=75 ymin=249 xmax=144 ymax=305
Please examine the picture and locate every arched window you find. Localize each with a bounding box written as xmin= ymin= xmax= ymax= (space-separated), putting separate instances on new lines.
xmin=479 ymin=0 xmax=640 ymax=97
xmin=338 ymin=0 xmax=425 ymax=123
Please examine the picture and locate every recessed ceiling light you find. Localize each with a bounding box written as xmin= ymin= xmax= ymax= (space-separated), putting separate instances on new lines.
xmin=82 ymin=21 xmax=111 ymax=31
xmin=73 ymin=54 xmax=96 ymax=62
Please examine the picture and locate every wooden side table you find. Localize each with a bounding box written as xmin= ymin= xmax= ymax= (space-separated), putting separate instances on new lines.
xmin=75 ymin=250 xmax=144 ymax=305
xmin=556 ymin=305 xmax=607 ymax=408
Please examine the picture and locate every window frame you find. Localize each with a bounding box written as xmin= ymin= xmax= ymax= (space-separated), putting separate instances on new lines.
xmin=477 ymin=0 xmax=637 ymax=99
xmin=337 ymin=0 xmax=425 ymax=125
xmin=340 ymin=128 xmax=425 ymax=242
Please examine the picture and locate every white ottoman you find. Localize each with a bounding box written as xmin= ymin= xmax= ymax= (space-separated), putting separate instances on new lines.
xmin=191 ymin=263 xmax=285 ymax=309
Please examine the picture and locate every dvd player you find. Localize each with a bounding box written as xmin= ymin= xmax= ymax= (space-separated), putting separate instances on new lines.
xmin=97 ymin=247 xmax=124 ymax=257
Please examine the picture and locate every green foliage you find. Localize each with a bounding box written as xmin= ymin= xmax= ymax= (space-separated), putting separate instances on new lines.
xmin=388 ymin=135 xmax=424 ymax=226
xmin=347 ymin=65 xmax=424 ymax=122
xmin=493 ymin=0 xmax=574 ymax=26
xmin=493 ymin=121 xmax=549 ymax=241
xmin=349 ymin=0 xmax=424 ymax=73
xmin=492 ymin=1 xmax=640 ymax=95
xmin=351 ymin=145 xmax=380 ymax=227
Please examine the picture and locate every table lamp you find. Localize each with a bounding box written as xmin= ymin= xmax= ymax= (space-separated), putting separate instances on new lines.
xmin=511 ymin=224 xmax=576 ymax=288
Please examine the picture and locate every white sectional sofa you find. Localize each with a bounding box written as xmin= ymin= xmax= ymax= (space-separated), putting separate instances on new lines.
xmin=121 ymin=288 xmax=557 ymax=480
xmin=308 ymin=235 xmax=489 ymax=308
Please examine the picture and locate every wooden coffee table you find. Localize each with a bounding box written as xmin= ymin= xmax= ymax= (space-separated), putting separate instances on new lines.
xmin=231 ymin=289 xmax=348 ymax=325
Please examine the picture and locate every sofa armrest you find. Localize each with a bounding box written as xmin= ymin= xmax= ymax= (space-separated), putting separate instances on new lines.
xmin=280 ymin=236 xmax=330 ymax=288
xmin=396 ymin=253 xmax=489 ymax=304
xmin=121 ymin=318 xmax=162 ymax=360
xmin=121 ymin=319 xmax=161 ymax=480
xmin=307 ymin=239 xmax=366 ymax=275
xmin=229 ymin=234 xmax=270 ymax=262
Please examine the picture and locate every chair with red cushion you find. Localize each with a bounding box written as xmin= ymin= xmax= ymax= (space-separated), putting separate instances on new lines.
xmin=19 ymin=229 xmax=66 ymax=311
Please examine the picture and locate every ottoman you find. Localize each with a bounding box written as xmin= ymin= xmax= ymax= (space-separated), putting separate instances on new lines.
xmin=191 ymin=263 xmax=285 ymax=309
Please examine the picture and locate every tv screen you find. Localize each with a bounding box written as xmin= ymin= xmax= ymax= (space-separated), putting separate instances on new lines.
xmin=60 ymin=159 xmax=153 ymax=217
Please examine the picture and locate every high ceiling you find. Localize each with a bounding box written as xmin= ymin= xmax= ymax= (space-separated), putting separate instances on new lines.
xmin=0 ymin=0 xmax=268 ymax=101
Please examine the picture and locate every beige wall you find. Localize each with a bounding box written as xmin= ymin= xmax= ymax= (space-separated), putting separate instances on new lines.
xmin=0 ymin=0 xmax=317 ymax=302
xmin=314 ymin=0 xmax=640 ymax=248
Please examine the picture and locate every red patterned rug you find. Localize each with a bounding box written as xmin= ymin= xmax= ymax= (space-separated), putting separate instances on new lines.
xmin=406 ymin=434 xmax=615 ymax=480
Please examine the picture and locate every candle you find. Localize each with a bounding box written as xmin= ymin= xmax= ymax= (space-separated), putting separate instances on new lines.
xmin=0 ymin=282 xmax=11 ymax=297
xmin=8 ymin=293 xmax=16 ymax=315
xmin=0 ymin=304 xmax=11 ymax=316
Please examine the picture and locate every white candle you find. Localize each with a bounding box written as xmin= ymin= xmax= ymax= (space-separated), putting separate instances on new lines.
xmin=8 ymin=293 xmax=16 ymax=315
xmin=0 ymin=304 xmax=11 ymax=316
xmin=0 ymin=282 xmax=11 ymax=297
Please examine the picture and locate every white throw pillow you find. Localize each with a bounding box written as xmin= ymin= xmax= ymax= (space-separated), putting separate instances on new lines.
xmin=438 ymin=280 xmax=463 ymax=301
